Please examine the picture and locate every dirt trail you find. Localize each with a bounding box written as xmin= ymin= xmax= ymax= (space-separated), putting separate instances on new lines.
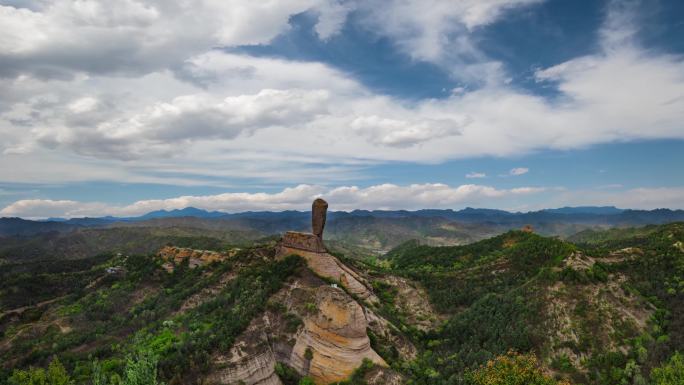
xmin=0 ymin=295 xmax=67 ymax=319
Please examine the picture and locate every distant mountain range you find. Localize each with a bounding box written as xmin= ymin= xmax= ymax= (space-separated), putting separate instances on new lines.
xmin=2 ymin=206 xmax=684 ymax=238
xmin=38 ymin=205 xmax=630 ymax=224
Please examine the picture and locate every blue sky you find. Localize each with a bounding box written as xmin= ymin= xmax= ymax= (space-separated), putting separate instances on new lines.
xmin=1 ymin=0 xmax=683 ymax=217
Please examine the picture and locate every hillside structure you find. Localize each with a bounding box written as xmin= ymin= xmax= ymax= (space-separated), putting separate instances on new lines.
xmin=280 ymin=198 xmax=329 ymax=253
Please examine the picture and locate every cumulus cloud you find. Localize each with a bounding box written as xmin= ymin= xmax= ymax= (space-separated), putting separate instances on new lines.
xmin=5 ymin=183 xmax=684 ymax=219
xmin=0 ymin=0 xmax=543 ymax=82
xmin=0 ymin=199 xmax=111 ymax=219
xmin=0 ymin=183 xmax=547 ymax=219
xmin=17 ymin=86 xmax=333 ymax=160
xmin=0 ymin=0 xmax=340 ymax=79
xmin=466 ymin=172 xmax=486 ymax=178
xmin=0 ymin=0 xmax=684 ymax=189
xmin=350 ymin=115 xmax=466 ymax=147
xmin=508 ymin=167 xmax=529 ymax=176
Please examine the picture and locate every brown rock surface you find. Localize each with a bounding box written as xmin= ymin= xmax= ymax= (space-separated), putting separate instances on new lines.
xmin=205 ymin=200 xmax=401 ymax=384
xmin=157 ymin=246 xmax=232 ymax=271
xmin=289 ymin=286 xmax=386 ymax=384
xmin=206 ymin=269 xmax=399 ymax=385
xmin=364 ymin=366 xmax=405 ymax=385
xmin=364 ymin=307 xmax=417 ymax=361
xmin=281 ymin=231 xmax=326 ymax=253
xmin=207 ymin=322 xmax=282 ymax=385
xmin=312 ymin=198 xmax=328 ymax=239
xmin=276 ymin=246 xmax=378 ymax=303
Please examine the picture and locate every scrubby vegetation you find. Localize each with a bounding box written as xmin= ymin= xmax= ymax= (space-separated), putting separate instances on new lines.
xmin=363 ymin=225 xmax=684 ymax=384
xmin=465 ymin=351 xmax=570 ymax=385
xmin=2 ymin=223 xmax=684 ymax=384
xmin=0 ymin=244 xmax=303 ymax=384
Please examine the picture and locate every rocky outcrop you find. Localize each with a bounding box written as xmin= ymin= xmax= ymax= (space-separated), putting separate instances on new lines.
xmin=157 ymin=246 xmax=233 ymax=271
xmin=289 ymin=286 xmax=385 ymax=384
xmin=206 ymin=268 xmax=399 ymax=385
xmin=364 ymin=366 xmax=405 ymax=385
xmin=276 ymin=246 xmax=378 ymax=303
xmin=207 ymin=319 xmax=282 ymax=385
xmin=206 ymin=200 xmax=402 ymax=384
xmin=208 ymin=339 xmax=281 ymax=385
xmin=276 ymin=198 xmax=378 ymax=304
xmin=281 ymin=231 xmax=326 ymax=253
xmin=312 ymin=198 xmax=328 ymax=239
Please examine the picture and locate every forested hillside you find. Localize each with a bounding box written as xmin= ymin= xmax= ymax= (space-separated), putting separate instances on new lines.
xmin=1 ymin=223 xmax=683 ymax=384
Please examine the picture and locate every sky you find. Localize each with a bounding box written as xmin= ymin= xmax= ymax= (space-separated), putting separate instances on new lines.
xmin=1 ymin=0 xmax=684 ymax=218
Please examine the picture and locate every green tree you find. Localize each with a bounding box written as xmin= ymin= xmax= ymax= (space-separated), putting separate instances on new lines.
xmin=46 ymin=358 xmax=73 ymax=385
xmin=91 ymin=360 xmax=107 ymax=385
xmin=122 ymin=350 xmax=159 ymax=385
xmin=8 ymin=357 xmax=73 ymax=385
xmin=651 ymin=352 xmax=684 ymax=385
xmin=8 ymin=368 xmax=47 ymax=385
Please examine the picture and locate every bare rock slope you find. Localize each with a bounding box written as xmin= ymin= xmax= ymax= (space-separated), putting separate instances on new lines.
xmin=206 ymin=265 xmax=403 ymax=385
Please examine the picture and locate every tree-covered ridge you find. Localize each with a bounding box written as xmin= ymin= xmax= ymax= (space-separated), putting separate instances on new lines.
xmin=2 ymin=223 xmax=684 ymax=385
xmin=385 ymin=231 xmax=575 ymax=313
xmin=358 ymin=225 xmax=684 ymax=384
xmin=0 ymin=244 xmax=304 ymax=384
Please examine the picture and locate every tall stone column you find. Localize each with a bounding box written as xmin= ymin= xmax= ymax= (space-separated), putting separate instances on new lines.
xmin=312 ymin=198 xmax=328 ymax=240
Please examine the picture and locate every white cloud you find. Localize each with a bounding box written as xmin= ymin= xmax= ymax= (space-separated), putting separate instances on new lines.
xmin=0 ymin=0 xmax=336 ymax=78
xmin=313 ymin=0 xmax=353 ymax=40
xmin=355 ymin=0 xmax=542 ymax=65
xmin=509 ymin=167 xmax=529 ymax=176
xmin=5 ymin=183 xmax=684 ymax=219
xmin=0 ymin=183 xmax=546 ymax=219
xmin=46 ymin=88 xmax=331 ymax=160
xmin=0 ymin=199 xmax=110 ymax=219
xmin=350 ymin=115 xmax=466 ymax=147
xmin=0 ymin=0 xmax=684 ymax=189
xmin=466 ymin=172 xmax=486 ymax=178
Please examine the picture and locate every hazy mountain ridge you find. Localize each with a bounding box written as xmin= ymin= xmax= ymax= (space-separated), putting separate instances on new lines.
xmin=3 ymin=206 xmax=684 ymax=238
xmin=3 ymin=207 xmax=684 ymax=264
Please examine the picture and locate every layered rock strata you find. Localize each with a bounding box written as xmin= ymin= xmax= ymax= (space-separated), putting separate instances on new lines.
xmin=207 ymin=269 xmax=397 ymax=385
xmin=206 ymin=200 xmax=399 ymax=384
xmin=276 ymin=245 xmax=378 ymax=303
xmin=289 ymin=286 xmax=385 ymax=383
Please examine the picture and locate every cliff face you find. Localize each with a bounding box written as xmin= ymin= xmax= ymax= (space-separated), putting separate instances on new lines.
xmin=276 ymin=245 xmax=378 ymax=303
xmin=206 ymin=266 xmax=404 ymax=385
xmin=174 ymin=205 xmax=406 ymax=385
xmin=289 ymin=286 xmax=385 ymax=384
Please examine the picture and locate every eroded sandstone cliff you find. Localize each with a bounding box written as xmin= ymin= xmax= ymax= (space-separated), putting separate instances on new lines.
xmin=206 ymin=266 xmax=405 ymax=385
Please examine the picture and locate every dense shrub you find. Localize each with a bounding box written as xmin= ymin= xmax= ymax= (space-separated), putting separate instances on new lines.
xmin=465 ymin=351 xmax=570 ymax=385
